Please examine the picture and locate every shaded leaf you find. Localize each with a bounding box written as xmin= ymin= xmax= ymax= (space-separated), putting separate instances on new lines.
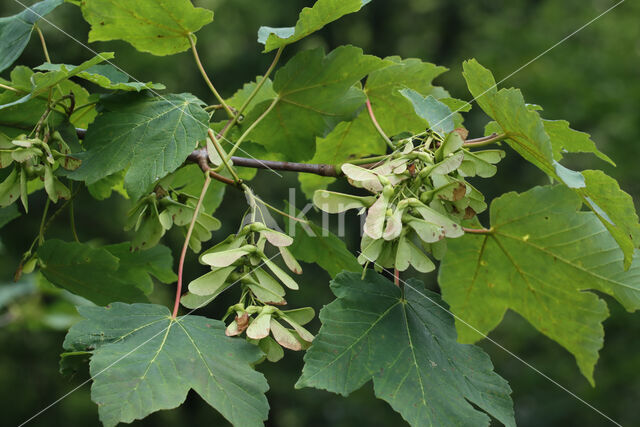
xmin=241 ymin=46 xmax=388 ymax=161
xmin=38 ymin=240 xmax=150 ymax=305
xmin=227 ymin=76 xmax=276 ymax=116
xmin=299 ymin=57 xmax=446 ymax=197
xmin=0 ymin=54 xmax=112 ymax=111
xmin=69 ymin=93 xmax=209 ymax=199
xmin=297 ymin=271 xmax=515 ymax=427
xmin=0 ymin=0 xmax=63 ymax=73
xmin=35 ymin=62 xmax=164 ymax=92
xmin=0 ymin=204 xmax=20 ymax=228
xmin=286 ymin=210 xmax=360 ymax=277
xmin=63 ymin=303 xmax=269 ymax=426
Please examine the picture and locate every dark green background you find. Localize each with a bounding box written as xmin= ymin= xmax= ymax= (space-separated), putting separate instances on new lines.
xmin=1 ymin=0 xmax=639 ymax=425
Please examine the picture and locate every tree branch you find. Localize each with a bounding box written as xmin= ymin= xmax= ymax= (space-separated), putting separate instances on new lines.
xmin=463 ymin=132 xmax=507 ymax=147
xmin=73 ymin=128 xmax=500 ymax=180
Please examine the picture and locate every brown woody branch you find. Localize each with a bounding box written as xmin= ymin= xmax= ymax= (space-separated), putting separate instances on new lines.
xmin=74 ymin=128 xmax=500 ymax=182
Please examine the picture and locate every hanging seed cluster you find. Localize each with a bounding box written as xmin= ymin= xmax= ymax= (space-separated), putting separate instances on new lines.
xmin=125 ymin=185 xmax=221 ymax=252
xmin=0 ymin=131 xmax=80 ymax=211
xmin=313 ymin=129 xmax=505 ymax=272
xmin=183 ymin=221 xmax=315 ymax=361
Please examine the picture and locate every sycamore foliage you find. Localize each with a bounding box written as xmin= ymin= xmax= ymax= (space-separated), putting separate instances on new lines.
xmin=0 ymin=1 xmax=638 ymax=426
xmin=297 ymin=271 xmax=515 ymax=427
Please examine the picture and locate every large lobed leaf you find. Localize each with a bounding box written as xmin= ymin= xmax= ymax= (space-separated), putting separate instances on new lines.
xmin=305 ymin=59 xmax=447 ymax=195
xmin=258 ymin=0 xmax=371 ymax=52
xmin=0 ymin=0 xmax=63 ymax=73
xmin=463 ymin=59 xmax=640 ymax=269
xmin=297 ymin=271 xmax=515 ymax=427
xmin=69 ymin=92 xmax=209 ymax=199
xmin=239 ymin=45 xmax=389 ymax=162
xmin=438 ymin=185 xmax=640 ymax=384
xmin=75 ymin=0 xmax=213 ymax=55
xmin=38 ymin=240 xmax=177 ymax=306
xmin=63 ymin=303 xmax=269 ymax=427
xmin=299 ymin=57 xmax=447 ymax=197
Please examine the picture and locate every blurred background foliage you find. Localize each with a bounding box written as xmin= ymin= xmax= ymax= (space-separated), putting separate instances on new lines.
xmin=1 ymin=0 xmax=639 ymax=425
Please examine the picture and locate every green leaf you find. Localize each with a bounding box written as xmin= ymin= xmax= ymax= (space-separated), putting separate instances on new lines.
xmin=577 ymin=170 xmax=640 ymax=270
xmin=286 ymin=215 xmax=360 ymax=277
xmin=258 ymin=0 xmax=370 ymax=52
xmin=165 ymin=164 xmax=226 ymax=213
xmin=0 ymin=54 xmax=113 ymax=110
xmin=299 ymin=57 xmax=446 ymax=197
xmin=103 ymin=242 xmax=178 ymax=292
xmin=69 ymin=93 xmax=209 ymax=199
xmin=0 ymin=0 xmax=64 ymax=73
xmin=63 ymin=303 xmax=269 ymax=426
xmin=35 ymin=62 xmax=165 ymax=92
xmin=297 ymin=271 xmax=515 ymax=427
xmin=462 ymin=59 xmax=554 ymax=177
xmin=400 ymin=89 xmax=454 ymax=137
xmin=227 ymin=76 xmax=277 ymax=116
xmin=463 ymin=59 xmax=639 ymax=268
xmin=38 ymin=240 xmax=148 ymax=305
xmin=87 ymin=170 xmax=128 ymax=200
xmin=0 ymin=204 xmax=20 ymax=229
xmin=0 ymin=168 xmax=21 ymax=207
xmin=438 ymin=185 xmax=640 ymax=384
xmin=240 ymin=46 xmax=389 ymax=161
xmin=543 ymin=119 xmax=615 ymax=166
xmin=76 ymin=0 xmax=214 ymax=56
xmin=38 ymin=240 xmax=176 ymax=305
xmin=0 ymin=68 xmax=76 ymax=133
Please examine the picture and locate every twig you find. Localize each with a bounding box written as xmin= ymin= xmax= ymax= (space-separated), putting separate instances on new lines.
xmin=72 ymin=127 xmax=497 ymax=177
xmin=172 ymin=173 xmax=212 ymax=318
xmin=35 ymin=25 xmax=51 ymax=63
xmin=219 ymin=47 xmax=284 ymax=139
xmin=208 ymin=129 xmax=241 ymax=183
xmin=463 ymin=132 xmax=507 ymax=147
xmin=0 ymin=83 xmax=19 ymax=93
xmin=188 ymin=34 xmax=234 ymax=118
xmin=463 ymin=227 xmax=493 ymax=234
xmin=228 ymin=96 xmax=279 ymax=157
xmin=366 ymin=98 xmax=394 ymax=150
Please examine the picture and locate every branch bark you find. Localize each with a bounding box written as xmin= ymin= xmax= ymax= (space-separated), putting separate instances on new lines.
xmin=73 ymin=128 xmax=499 ymax=179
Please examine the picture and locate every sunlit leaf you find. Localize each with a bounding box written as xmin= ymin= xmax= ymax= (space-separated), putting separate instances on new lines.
xmin=75 ymin=0 xmax=214 ymax=55
xmin=438 ymin=185 xmax=640 ymax=384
